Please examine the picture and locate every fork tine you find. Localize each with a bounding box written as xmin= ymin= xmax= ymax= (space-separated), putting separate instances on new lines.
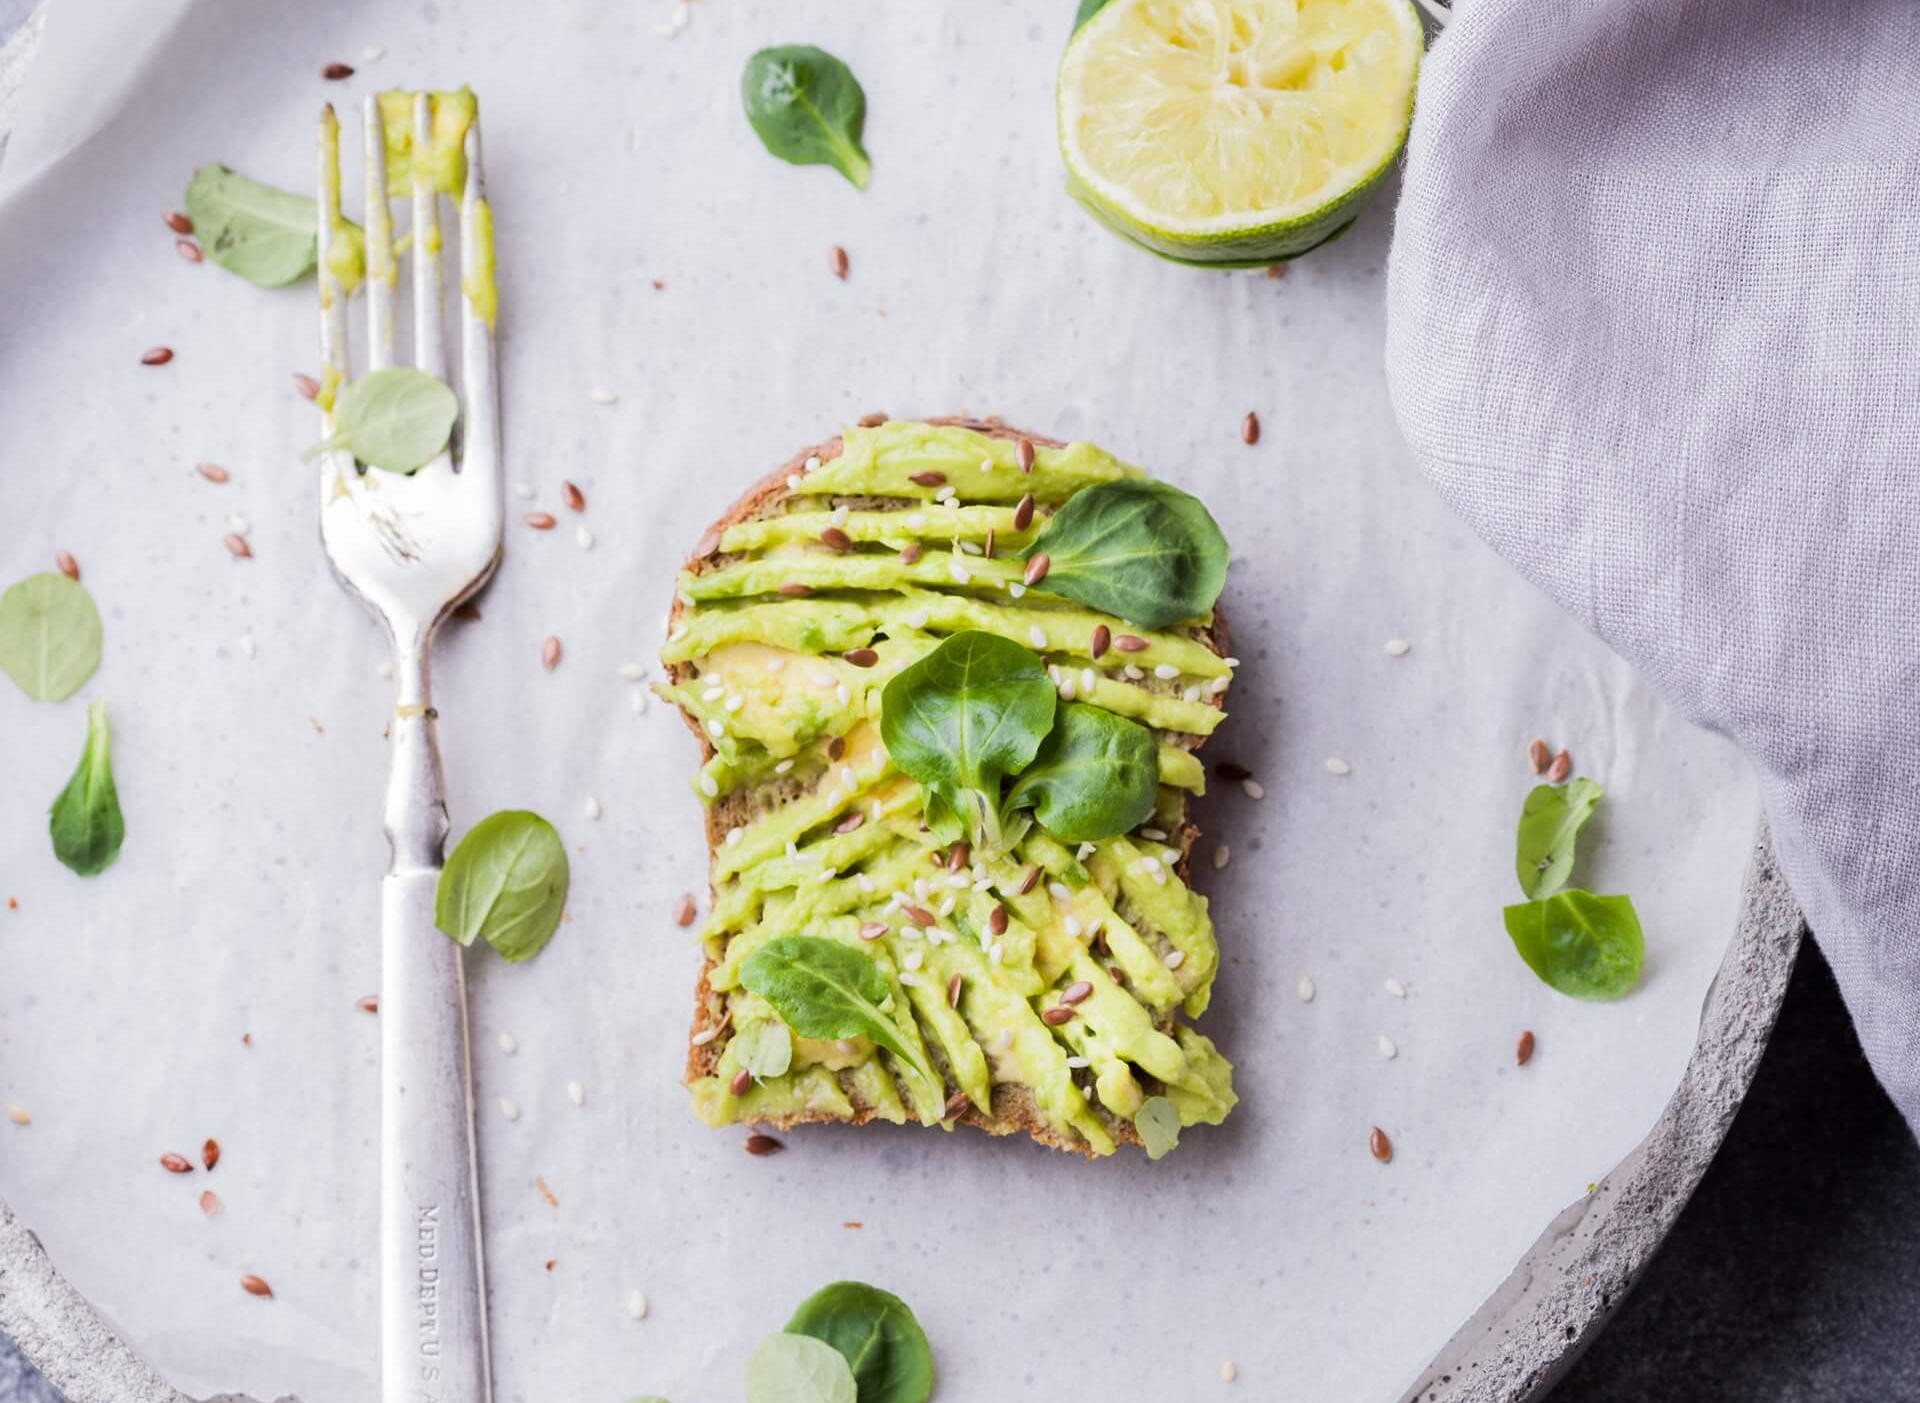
xmin=316 ymin=104 xmax=350 ymax=439
xmin=364 ymin=95 xmax=396 ymax=372
xmin=459 ymin=112 xmax=499 ymax=487
xmin=410 ymin=92 xmax=447 ymax=381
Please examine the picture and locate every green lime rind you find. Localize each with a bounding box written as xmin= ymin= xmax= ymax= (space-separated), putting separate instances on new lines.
xmin=1057 ymin=0 xmax=1421 ymax=268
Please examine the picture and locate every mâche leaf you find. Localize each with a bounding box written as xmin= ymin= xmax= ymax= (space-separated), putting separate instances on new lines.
xmin=0 ymin=572 xmax=102 ymax=702
xmin=1135 ymin=1096 xmax=1181 ymax=1160
xmin=880 ymin=631 xmax=1055 ymax=854
xmin=303 ymin=367 xmax=458 ymax=475
xmin=1503 ymin=890 xmax=1644 ymax=1001
xmin=740 ymin=937 xmax=936 ymax=1090
xmin=746 ymin=1333 xmax=859 ymax=1403
xmin=785 ymin=1281 xmax=934 ymax=1403
xmin=49 ymin=700 xmax=124 ymax=877
xmin=1020 ymin=479 xmax=1228 ymax=629
xmin=741 ymin=46 xmax=872 ymax=189
xmin=1005 ymin=701 xmax=1158 ymax=843
xmin=1515 ymin=777 xmax=1605 ymax=900
xmin=435 ymin=810 xmax=569 ymax=962
xmin=185 ymin=164 xmax=342 ymax=287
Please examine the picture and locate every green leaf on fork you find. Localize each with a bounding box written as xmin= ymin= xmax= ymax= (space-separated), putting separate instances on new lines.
xmin=302 ymin=367 xmax=459 ymax=475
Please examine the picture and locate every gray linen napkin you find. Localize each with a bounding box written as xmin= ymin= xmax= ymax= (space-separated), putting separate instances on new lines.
xmin=1386 ymin=0 xmax=1920 ymax=1129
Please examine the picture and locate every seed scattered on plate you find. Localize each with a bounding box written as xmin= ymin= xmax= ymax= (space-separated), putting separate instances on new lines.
xmin=829 ymin=244 xmax=849 ymax=280
xmin=499 ymin=1098 xmax=520 ymax=1122
xmin=1369 ymin=1126 xmax=1393 ymax=1163
xmin=5 ymin=1106 xmax=28 ymax=1126
xmin=239 ymin=634 xmax=257 ymax=659
xmin=567 ymin=1081 xmax=585 ymax=1107
xmin=1241 ymin=778 xmax=1265 ymax=799
xmin=54 ymin=550 xmax=79 ymax=581
xmin=1296 ymin=975 xmax=1316 ymax=1003
xmin=1241 ymin=411 xmax=1260 ymax=445
xmin=513 ymin=481 xmax=535 ymax=500
xmin=199 ymin=1190 xmax=220 ymax=1216
xmin=619 ymin=662 xmax=647 ymax=681
xmin=239 ymin=1274 xmax=274 ymax=1298
xmin=541 ymin=636 xmax=562 ymax=670
xmin=160 ymin=1153 xmax=194 ymax=1174
xmin=627 ymin=1288 xmax=649 ymax=1320
xmin=292 ymin=372 xmax=320 ymax=399
xmin=375 ymin=660 xmax=394 ymax=679
xmin=1385 ymin=977 xmax=1407 ymax=999
xmin=576 ymin=526 xmax=595 ymax=550
xmin=196 ymin=462 xmax=229 ymax=483
xmin=744 ymin=1133 xmax=784 ymax=1156
xmin=321 ymin=61 xmax=354 ymax=79
xmin=202 ymin=1138 xmax=221 ymax=1171
xmin=165 ymin=210 xmax=194 ymax=234
xmin=176 ymin=239 xmax=203 ymax=263
xmin=361 ymin=44 xmax=386 ymax=61
xmin=1377 ymin=1034 xmax=1398 ymax=1060
xmin=1324 ymin=758 xmax=1351 ymax=776
xmin=1547 ymin=749 xmax=1572 ymax=784
xmin=1384 ymin=638 xmax=1411 ymax=657
xmin=1212 ymin=844 xmax=1230 ymax=870
xmin=1516 ymin=1029 xmax=1536 ymax=1066
xmin=141 ymin=346 xmax=174 ymax=366
xmin=1222 ymin=1359 xmax=1239 ymax=1383
xmin=583 ymin=796 xmax=602 ymax=821
xmin=590 ymin=387 xmax=618 ymax=405
xmin=526 ymin=511 xmax=556 ymax=530
xmin=498 ymin=1031 xmax=517 ymax=1054
xmin=1527 ymin=738 xmax=1551 ymax=774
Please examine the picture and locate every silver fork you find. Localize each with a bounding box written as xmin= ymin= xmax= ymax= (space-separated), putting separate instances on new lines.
xmin=317 ymin=92 xmax=500 ymax=1403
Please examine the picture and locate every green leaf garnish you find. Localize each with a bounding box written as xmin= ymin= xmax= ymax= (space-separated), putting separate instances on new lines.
xmin=1020 ymin=480 xmax=1228 ymax=629
xmin=1004 ymin=701 xmax=1157 ymax=843
xmin=1135 ymin=1096 xmax=1181 ymax=1160
xmin=785 ymin=1281 xmax=934 ymax=1403
xmin=49 ymin=700 xmax=124 ymax=877
xmin=746 ymin=1333 xmax=858 ymax=1403
xmin=1502 ymin=890 xmax=1644 ymax=1001
xmin=1514 ymin=777 xmax=1605 ymax=900
xmin=434 ymin=810 xmax=569 ymax=962
xmin=741 ymin=46 xmax=872 ymax=189
xmin=880 ymin=631 xmax=1055 ymax=854
xmin=302 ymin=367 xmax=458 ymax=475
xmin=185 ymin=164 xmax=345 ymax=288
xmin=740 ymin=936 xmax=936 ymax=1090
xmin=0 ymin=573 xmax=101 ymax=702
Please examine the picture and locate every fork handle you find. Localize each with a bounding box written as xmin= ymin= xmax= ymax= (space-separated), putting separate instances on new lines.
xmin=380 ymin=637 xmax=492 ymax=1403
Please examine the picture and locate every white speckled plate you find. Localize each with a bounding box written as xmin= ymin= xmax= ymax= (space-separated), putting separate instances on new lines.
xmin=0 ymin=3 xmax=1796 ymax=1400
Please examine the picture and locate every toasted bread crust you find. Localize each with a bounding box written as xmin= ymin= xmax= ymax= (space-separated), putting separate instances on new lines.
xmin=667 ymin=417 xmax=1230 ymax=1157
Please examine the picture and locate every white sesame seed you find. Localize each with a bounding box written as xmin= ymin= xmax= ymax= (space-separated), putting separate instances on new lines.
xmin=227 ymin=513 xmax=250 ymax=534
xmin=914 ymin=879 xmax=930 ymax=900
xmin=499 ymin=1097 xmax=520 ymax=1122
xmin=362 ymin=44 xmax=386 ymax=61
xmin=567 ymin=1080 xmax=586 ymax=1106
xmin=856 ymin=873 xmax=874 ymax=893
xmin=1063 ymin=915 xmax=1083 ymax=938
xmin=376 ymin=659 xmax=394 ymax=678
xmin=803 ymin=456 xmax=822 ymax=472
xmin=1123 ymin=664 xmax=1144 ymax=681
xmin=724 ymin=693 xmax=745 ymax=713
xmin=705 ymin=718 xmax=723 ymax=738
xmin=498 ymin=1031 xmax=517 ymax=1054
xmin=576 ymin=526 xmax=595 ymax=550
xmin=980 ymin=457 xmax=994 ymax=472
xmin=935 ymin=485 xmax=957 ymax=502
xmin=1242 ymin=778 xmax=1266 ymax=800
xmin=725 ymin=828 xmax=743 ymax=847
xmin=831 ymin=506 xmax=849 ymax=527
xmin=1141 ymin=828 xmax=1167 ymax=841
xmin=702 ymin=686 xmax=723 ymax=701
xmin=959 ymin=540 xmax=982 ymax=556
xmin=239 ymin=633 xmax=256 ymax=659
xmin=1325 ymin=758 xmax=1352 ymax=776
xmin=907 ymin=608 xmax=930 ymax=629
xmin=1076 ymin=841 xmax=1095 ymax=860
xmin=620 ymin=662 xmax=646 ymax=681
xmin=989 ymin=941 xmax=1004 ymax=965
xmin=1385 ymin=638 xmax=1411 ymax=657
xmin=7 ymin=1105 xmax=30 ymax=1126
xmin=765 ymin=657 xmax=786 ymax=673
xmin=628 ymin=1289 xmax=649 ymax=1320
xmin=948 ymin=561 xmax=970 ymax=584
xmin=584 ymin=796 xmax=602 ymax=821
xmin=1065 ymin=1056 xmax=1090 ymax=1069
xmin=898 ymin=971 xmax=922 ymax=988
xmin=1154 ymin=663 xmax=1180 ymax=680
xmin=773 ymin=759 xmax=794 ymax=775
xmin=668 ymin=624 xmax=689 ymax=643
xmin=1222 ymin=1360 xmax=1238 ymax=1383
xmin=690 ymin=1027 xmax=720 ymax=1046
xmin=698 ymin=774 xmax=719 ymax=797
xmin=1163 ymin=949 xmax=1187 ymax=970
xmin=907 ymin=513 xmax=927 ymax=530
xmin=1008 ymin=582 xmax=1027 ymax=598
xmin=591 ymin=387 xmax=618 ymax=405
xmin=1081 ymin=667 xmax=1097 ymax=693
xmin=1378 ymin=1035 xmax=1398 ymax=1060
xmin=1223 ymin=657 xmax=1240 ymax=667
xmin=631 ymin=690 xmax=650 ymax=715
xmin=1140 ymin=855 xmax=1162 ymax=874
xmin=902 ymin=949 xmax=924 ymax=971
xmin=1058 ymin=678 xmax=1076 ymax=701
xmin=1297 ymin=975 xmax=1316 ymax=1002
xmin=1213 ymin=844 xmax=1231 ymax=870
xmin=1049 ymin=881 xmax=1072 ymax=901
xmin=1182 ymin=684 xmax=1201 ymax=702
xmin=1386 ymin=977 xmax=1407 ymax=998
xmin=514 ymin=482 xmax=535 ymax=500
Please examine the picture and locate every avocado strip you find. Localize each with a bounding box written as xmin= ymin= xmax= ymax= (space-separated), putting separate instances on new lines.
xmin=683 ymin=549 xmax=1029 ymax=604
xmin=842 ymin=1058 xmax=910 ymax=1124
xmin=960 ymin=964 xmax=1116 ymax=1152
xmin=719 ymin=505 xmax=1036 ymax=554
xmin=1159 ymin=1025 xmax=1238 ymax=1127
xmin=897 ymin=958 xmax=993 ymax=1116
xmin=1096 ymin=837 xmax=1219 ymax=1019
xmin=1069 ymin=670 xmax=1225 ymax=736
xmin=712 ymin=747 xmax=896 ymax=882
xmin=1157 ymin=745 xmax=1206 ymax=793
xmin=691 ymin=1064 xmax=853 ymax=1127
xmin=795 ymin=422 xmax=1142 ymax=504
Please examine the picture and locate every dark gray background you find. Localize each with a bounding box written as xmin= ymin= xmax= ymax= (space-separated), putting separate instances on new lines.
xmin=4 ymin=942 xmax=1915 ymax=1402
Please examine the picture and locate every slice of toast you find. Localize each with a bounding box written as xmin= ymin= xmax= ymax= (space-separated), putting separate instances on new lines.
xmin=661 ymin=417 xmax=1235 ymax=1157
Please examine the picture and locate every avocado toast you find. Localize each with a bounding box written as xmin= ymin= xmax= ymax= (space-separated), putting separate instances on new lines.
xmin=660 ymin=418 xmax=1238 ymax=1157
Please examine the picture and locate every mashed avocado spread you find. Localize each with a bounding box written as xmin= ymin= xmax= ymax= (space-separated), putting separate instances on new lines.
xmin=661 ymin=421 xmax=1237 ymax=1156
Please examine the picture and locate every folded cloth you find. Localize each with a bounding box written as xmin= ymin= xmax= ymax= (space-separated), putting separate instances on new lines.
xmin=1386 ymin=0 xmax=1920 ymax=1131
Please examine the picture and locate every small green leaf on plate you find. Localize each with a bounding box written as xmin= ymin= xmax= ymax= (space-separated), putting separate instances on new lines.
xmin=0 ymin=572 xmax=102 ymax=703
xmin=435 ymin=810 xmax=569 ymax=962
xmin=185 ymin=164 xmax=326 ymax=288
xmin=302 ymin=367 xmax=458 ymax=475
xmin=785 ymin=1281 xmax=934 ymax=1403
xmin=1503 ymin=890 xmax=1644 ymax=1001
xmin=742 ymin=46 xmax=872 ymax=189
xmin=746 ymin=1332 xmax=858 ymax=1403
xmin=1514 ymin=776 xmax=1605 ymax=900
xmin=50 ymin=700 xmax=124 ymax=877
xmin=1136 ymin=1095 xmax=1181 ymax=1160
